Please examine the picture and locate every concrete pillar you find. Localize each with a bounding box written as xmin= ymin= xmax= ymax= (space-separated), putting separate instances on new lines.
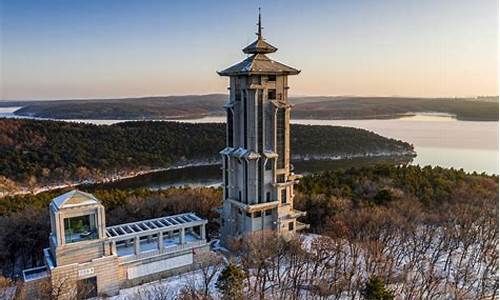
xmin=58 ymin=213 xmax=65 ymax=245
xmin=134 ymin=236 xmax=140 ymax=255
xmin=111 ymin=241 xmax=117 ymax=255
xmin=158 ymin=232 xmax=164 ymax=252
xmin=180 ymin=228 xmax=185 ymax=246
xmin=200 ymin=224 xmax=206 ymax=240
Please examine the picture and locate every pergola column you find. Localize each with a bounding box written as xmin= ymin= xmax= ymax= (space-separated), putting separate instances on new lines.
xmin=111 ymin=241 xmax=117 ymax=255
xmin=200 ymin=224 xmax=206 ymax=240
xmin=134 ymin=236 xmax=141 ymax=255
xmin=158 ymin=232 xmax=164 ymax=251
xmin=180 ymin=228 xmax=185 ymax=246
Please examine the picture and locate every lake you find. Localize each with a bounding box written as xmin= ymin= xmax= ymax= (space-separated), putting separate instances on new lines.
xmin=1 ymin=106 xmax=498 ymax=190
xmin=174 ymin=114 xmax=499 ymax=176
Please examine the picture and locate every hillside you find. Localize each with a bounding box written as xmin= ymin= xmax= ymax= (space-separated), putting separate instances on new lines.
xmin=0 ymin=118 xmax=414 ymax=195
xmin=2 ymin=95 xmax=498 ymax=121
xmin=292 ymin=97 xmax=499 ymax=121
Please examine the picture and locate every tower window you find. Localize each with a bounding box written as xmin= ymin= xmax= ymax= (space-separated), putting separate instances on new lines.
xmin=288 ymin=222 xmax=294 ymax=231
xmin=281 ymin=189 xmax=287 ymax=204
xmin=243 ymin=91 xmax=247 ymax=148
xmin=235 ymin=78 xmax=241 ymax=101
xmin=276 ymin=108 xmax=286 ymax=169
xmin=64 ymin=214 xmax=97 ymax=244
xmin=268 ymin=89 xmax=276 ymax=100
xmin=258 ymin=160 xmax=263 ymax=203
xmin=227 ymin=109 xmax=233 ymax=147
xmin=224 ymin=156 xmax=229 ymax=198
xmin=266 ymin=192 xmax=271 ymax=202
xmin=244 ymin=160 xmax=248 ymax=203
xmin=257 ymin=90 xmax=263 ymax=152
xmin=265 ymin=159 xmax=273 ymax=170
xmin=268 ymin=75 xmax=276 ymax=82
xmin=277 ymin=175 xmax=285 ymax=183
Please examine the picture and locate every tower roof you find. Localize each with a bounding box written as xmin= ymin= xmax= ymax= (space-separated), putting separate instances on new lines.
xmin=242 ymin=38 xmax=277 ymax=54
xmin=218 ymin=54 xmax=300 ymax=76
xmin=218 ymin=9 xmax=300 ymax=76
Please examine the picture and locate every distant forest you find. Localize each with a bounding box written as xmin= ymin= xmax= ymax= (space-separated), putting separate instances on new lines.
xmin=0 ymin=119 xmax=413 ymax=193
xmin=3 ymin=95 xmax=498 ymax=121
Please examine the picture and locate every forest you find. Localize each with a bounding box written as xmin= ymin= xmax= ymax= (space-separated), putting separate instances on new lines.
xmin=0 ymin=118 xmax=413 ymax=194
xmin=3 ymin=95 xmax=498 ymax=121
xmin=1 ymin=165 xmax=497 ymax=299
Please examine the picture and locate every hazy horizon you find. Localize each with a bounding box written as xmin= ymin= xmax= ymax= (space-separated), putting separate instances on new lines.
xmin=1 ymin=93 xmax=499 ymax=102
xmin=1 ymin=0 xmax=498 ymax=100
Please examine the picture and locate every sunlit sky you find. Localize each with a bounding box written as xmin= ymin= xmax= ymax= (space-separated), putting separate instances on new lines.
xmin=0 ymin=0 xmax=498 ymax=100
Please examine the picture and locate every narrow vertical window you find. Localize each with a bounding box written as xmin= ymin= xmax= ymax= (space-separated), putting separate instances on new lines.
xmin=243 ymin=90 xmax=247 ymax=149
xmin=224 ymin=156 xmax=229 ymax=198
xmin=244 ymin=160 xmax=248 ymax=204
xmin=268 ymin=89 xmax=276 ymax=100
xmin=276 ymin=108 xmax=286 ymax=169
xmin=258 ymin=160 xmax=263 ymax=203
xmin=265 ymin=159 xmax=273 ymax=170
xmin=227 ymin=109 xmax=233 ymax=147
xmin=235 ymin=78 xmax=241 ymax=101
xmin=281 ymin=189 xmax=287 ymax=204
xmin=257 ymin=90 xmax=263 ymax=153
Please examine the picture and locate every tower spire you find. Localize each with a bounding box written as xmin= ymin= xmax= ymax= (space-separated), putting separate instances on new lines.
xmin=257 ymin=7 xmax=262 ymax=38
xmin=240 ymin=7 xmax=278 ymax=54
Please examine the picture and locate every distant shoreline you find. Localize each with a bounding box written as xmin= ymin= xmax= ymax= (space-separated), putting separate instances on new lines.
xmin=0 ymin=151 xmax=416 ymax=198
xmin=1 ymin=110 xmax=498 ymax=123
xmin=0 ymin=94 xmax=497 ymax=122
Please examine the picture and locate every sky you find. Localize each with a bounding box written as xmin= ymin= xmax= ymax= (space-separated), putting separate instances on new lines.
xmin=0 ymin=0 xmax=498 ymax=100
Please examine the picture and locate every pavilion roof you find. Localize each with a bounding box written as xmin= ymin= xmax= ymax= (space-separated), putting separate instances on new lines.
xmin=52 ymin=190 xmax=100 ymax=209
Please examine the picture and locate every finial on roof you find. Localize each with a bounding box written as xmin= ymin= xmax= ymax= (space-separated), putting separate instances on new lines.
xmin=241 ymin=7 xmax=278 ymax=55
xmin=257 ymin=7 xmax=262 ymax=38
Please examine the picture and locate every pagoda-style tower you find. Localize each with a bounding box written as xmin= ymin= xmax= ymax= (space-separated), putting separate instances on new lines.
xmin=217 ymin=10 xmax=308 ymax=245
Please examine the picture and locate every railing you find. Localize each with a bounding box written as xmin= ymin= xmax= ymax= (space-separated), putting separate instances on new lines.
xmin=23 ymin=266 xmax=48 ymax=282
xmin=118 ymin=240 xmax=206 ymax=264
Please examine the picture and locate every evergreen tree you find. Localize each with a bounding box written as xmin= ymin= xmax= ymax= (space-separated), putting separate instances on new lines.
xmin=216 ymin=263 xmax=245 ymax=300
xmin=361 ymin=276 xmax=395 ymax=300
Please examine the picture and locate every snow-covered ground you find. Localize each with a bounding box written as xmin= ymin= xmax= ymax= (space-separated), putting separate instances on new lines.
xmin=104 ymin=267 xmax=222 ymax=300
xmin=91 ymin=230 xmax=497 ymax=300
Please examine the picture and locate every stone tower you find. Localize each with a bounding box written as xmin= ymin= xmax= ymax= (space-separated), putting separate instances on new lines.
xmin=218 ymin=10 xmax=308 ymax=245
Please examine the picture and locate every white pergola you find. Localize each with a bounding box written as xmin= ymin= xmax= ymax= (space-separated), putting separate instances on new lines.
xmin=106 ymin=212 xmax=207 ymax=256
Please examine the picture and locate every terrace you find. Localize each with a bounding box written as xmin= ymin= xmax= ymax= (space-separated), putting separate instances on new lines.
xmin=106 ymin=213 xmax=207 ymax=262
